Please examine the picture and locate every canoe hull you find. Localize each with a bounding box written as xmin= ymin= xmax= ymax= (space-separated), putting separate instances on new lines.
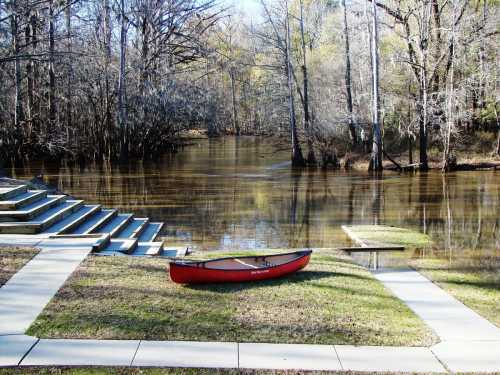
xmin=169 ymin=251 xmax=311 ymax=284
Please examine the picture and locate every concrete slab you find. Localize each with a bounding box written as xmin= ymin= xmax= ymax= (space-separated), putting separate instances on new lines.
xmin=374 ymin=269 xmax=500 ymax=341
xmin=335 ymin=345 xmax=445 ymax=372
xmin=71 ymin=209 xmax=116 ymax=234
xmin=21 ymin=339 xmax=140 ymax=366
xmin=132 ymin=242 xmax=163 ymax=256
xmin=239 ymin=343 xmax=341 ymax=371
xmin=37 ymin=237 xmax=97 ymax=251
xmin=0 ymin=185 xmax=27 ymax=200
xmin=0 ymin=335 xmax=38 ymax=367
xmin=432 ymin=341 xmax=500 ymax=373
xmin=138 ymin=222 xmax=163 ymax=242
xmin=0 ymin=236 xmax=44 ymax=247
xmin=0 ymin=247 xmax=91 ymax=335
xmin=133 ymin=340 xmax=237 ymax=368
xmin=103 ymin=238 xmax=137 ymax=254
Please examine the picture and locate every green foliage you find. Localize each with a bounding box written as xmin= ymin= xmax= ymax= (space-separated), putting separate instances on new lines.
xmin=479 ymin=100 xmax=500 ymax=123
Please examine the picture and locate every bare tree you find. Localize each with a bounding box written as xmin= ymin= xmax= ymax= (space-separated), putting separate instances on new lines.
xmin=285 ymin=0 xmax=305 ymax=166
xmin=48 ymin=0 xmax=56 ymax=125
xmin=117 ymin=0 xmax=128 ymax=159
xmin=10 ymin=1 xmax=24 ymax=129
xmin=342 ymin=0 xmax=357 ymax=145
xmin=442 ymin=0 xmax=457 ymax=172
xmin=369 ymin=0 xmax=382 ymax=171
xmin=299 ymin=0 xmax=315 ymax=164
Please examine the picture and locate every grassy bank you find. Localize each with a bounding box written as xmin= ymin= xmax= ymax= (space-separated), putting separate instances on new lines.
xmin=27 ymin=250 xmax=436 ymax=346
xmin=0 ymin=246 xmax=39 ymax=287
xmin=412 ymin=257 xmax=500 ymax=327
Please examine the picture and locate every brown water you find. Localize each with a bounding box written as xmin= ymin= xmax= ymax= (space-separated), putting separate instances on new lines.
xmin=10 ymin=136 xmax=500 ymax=264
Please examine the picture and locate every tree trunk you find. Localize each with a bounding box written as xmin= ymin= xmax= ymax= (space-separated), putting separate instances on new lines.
xmin=285 ymin=1 xmax=305 ymax=167
xmin=418 ymin=1 xmax=432 ymax=171
xmin=408 ymin=136 xmax=413 ymax=164
xmin=48 ymin=0 xmax=56 ymax=126
xmin=140 ymin=14 xmax=149 ymax=94
xmin=431 ymin=0 xmax=441 ymax=93
xmin=418 ymin=87 xmax=429 ymax=170
xmin=230 ymin=67 xmax=240 ymax=135
xmin=478 ymin=0 xmax=487 ymax=110
xmin=442 ymin=0 xmax=457 ymax=172
xmin=31 ymin=12 xmax=40 ymax=121
xmin=494 ymin=104 xmax=500 ymax=156
xmin=11 ymin=3 xmax=24 ymax=130
xmin=65 ymin=0 xmax=72 ymax=138
xmin=299 ymin=0 xmax=316 ymax=164
xmin=103 ymin=0 xmax=112 ymax=157
xmin=25 ymin=11 xmax=33 ymax=133
xmin=118 ymin=0 xmax=128 ymax=160
xmin=369 ymin=0 xmax=382 ymax=171
xmin=342 ymin=0 xmax=357 ymax=145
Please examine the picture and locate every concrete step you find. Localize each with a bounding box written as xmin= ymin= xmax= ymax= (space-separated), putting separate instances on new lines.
xmin=45 ymin=233 xmax=111 ymax=252
xmin=96 ymin=213 xmax=133 ymax=237
xmin=70 ymin=209 xmax=117 ymax=235
xmin=0 ymin=190 xmax=47 ymax=210
xmin=42 ymin=205 xmax=102 ymax=235
xmin=0 ymin=195 xmax=67 ymax=222
xmin=115 ymin=218 xmax=149 ymax=239
xmin=131 ymin=241 xmax=164 ymax=256
xmin=0 ymin=185 xmax=27 ymax=200
xmin=138 ymin=222 xmax=163 ymax=242
xmin=0 ymin=200 xmax=83 ymax=234
xmin=99 ymin=238 xmax=138 ymax=255
xmin=161 ymin=246 xmax=189 ymax=257
xmin=95 ymin=250 xmax=127 ymax=257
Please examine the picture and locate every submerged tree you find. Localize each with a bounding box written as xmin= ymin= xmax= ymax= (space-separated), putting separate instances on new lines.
xmin=342 ymin=0 xmax=357 ymax=145
xmin=368 ymin=0 xmax=382 ymax=171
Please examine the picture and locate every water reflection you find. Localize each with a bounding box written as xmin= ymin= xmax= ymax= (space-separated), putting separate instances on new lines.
xmin=9 ymin=137 xmax=500 ymax=264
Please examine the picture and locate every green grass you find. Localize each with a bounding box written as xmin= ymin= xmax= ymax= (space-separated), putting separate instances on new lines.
xmin=0 ymin=246 xmax=39 ymax=287
xmin=412 ymin=258 xmax=500 ymax=327
xmin=344 ymin=225 xmax=433 ymax=248
xmin=27 ymin=250 xmax=436 ymax=346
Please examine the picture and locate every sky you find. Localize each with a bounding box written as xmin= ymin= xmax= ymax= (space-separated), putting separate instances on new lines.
xmin=228 ymin=0 xmax=263 ymax=22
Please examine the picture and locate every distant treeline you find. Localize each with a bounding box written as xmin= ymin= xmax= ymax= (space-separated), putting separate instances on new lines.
xmin=0 ymin=0 xmax=499 ymax=171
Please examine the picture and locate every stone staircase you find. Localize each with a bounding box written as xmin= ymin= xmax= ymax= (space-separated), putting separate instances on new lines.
xmin=0 ymin=185 xmax=186 ymax=257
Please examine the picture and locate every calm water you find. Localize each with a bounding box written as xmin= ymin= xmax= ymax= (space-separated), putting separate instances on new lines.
xmin=10 ymin=137 xmax=500 ymax=264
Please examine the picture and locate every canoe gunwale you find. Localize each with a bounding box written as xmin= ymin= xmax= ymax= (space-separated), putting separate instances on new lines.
xmin=170 ymin=249 xmax=312 ymax=272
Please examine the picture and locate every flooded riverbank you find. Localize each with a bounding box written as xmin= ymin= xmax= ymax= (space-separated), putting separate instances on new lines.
xmin=8 ymin=137 xmax=500 ymax=266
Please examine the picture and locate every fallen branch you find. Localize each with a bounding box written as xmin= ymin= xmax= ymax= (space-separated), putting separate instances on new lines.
xmin=383 ymin=150 xmax=402 ymax=171
xmin=453 ymin=162 xmax=500 ymax=171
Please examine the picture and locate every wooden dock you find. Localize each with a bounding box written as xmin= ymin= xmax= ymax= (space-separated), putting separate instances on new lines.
xmin=341 ymin=225 xmax=406 ymax=270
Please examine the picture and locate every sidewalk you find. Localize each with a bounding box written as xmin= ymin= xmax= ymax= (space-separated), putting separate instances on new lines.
xmin=1 ymin=249 xmax=499 ymax=372
xmin=0 ymin=244 xmax=92 ymax=335
xmin=1 ymin=336 xmax=445 ymax=372
xmin=374 ymin=268 xmax=500 ymax=372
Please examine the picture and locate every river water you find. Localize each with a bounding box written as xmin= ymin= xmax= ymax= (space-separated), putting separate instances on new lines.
xmin=10 ymin=137 xmax=500 ymax=264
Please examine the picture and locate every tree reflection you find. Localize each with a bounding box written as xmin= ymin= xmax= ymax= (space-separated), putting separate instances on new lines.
xmin=7 ymin=137 xmax=500 ymax=263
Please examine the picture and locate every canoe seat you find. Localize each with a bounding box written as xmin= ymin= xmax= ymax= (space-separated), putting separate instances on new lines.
xmin=234 ymin=259 xmax=258 ymax=269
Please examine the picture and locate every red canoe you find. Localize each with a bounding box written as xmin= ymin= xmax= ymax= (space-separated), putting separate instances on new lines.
xmin=169 ymin=250 xmax=312 ymax=284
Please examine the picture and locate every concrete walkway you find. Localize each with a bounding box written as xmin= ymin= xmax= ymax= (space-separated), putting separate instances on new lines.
xmin=374 ymin=268 xmax=500 ymax=372
xmin=1 ymin=250 xmax=499 ymax=372
xmin=0 ymin=336 xmax=445 ymax=372
xmin=374 ymin=269 xmax=500 ymax=341
xmin=0 ymin=243 xmax=92 ymax=335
